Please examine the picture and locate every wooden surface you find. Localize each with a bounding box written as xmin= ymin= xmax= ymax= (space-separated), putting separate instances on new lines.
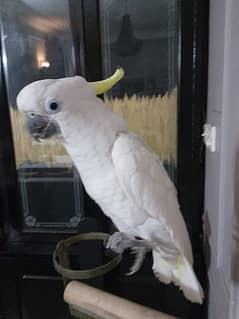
xmin=64 ymin=281 xmax=177 ymax=319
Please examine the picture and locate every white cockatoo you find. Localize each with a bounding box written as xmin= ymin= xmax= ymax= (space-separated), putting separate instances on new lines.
xmin=17 ymin=68 xmax=204 ymax=303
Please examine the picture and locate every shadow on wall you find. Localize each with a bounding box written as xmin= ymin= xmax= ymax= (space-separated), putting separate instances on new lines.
xmin=231 ymin=147 xmax=239 ymax=283
xmin=202 ymin=210 xmax=211 ymax=272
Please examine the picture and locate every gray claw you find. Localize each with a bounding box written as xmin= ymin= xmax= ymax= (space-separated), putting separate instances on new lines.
xmin=105 ymin=232 xmax=151 ymax=273
xmin=126 ymin=246 xmax=149 ymax=276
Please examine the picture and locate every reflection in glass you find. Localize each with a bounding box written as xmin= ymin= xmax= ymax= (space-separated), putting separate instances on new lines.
xmin=100 ymin=0 xmax=179 ymax=181
xmin=1 ymin=0 xmax=83 ymax=232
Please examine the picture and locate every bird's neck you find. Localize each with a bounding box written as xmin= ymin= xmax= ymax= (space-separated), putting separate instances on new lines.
xmin=60 ymin=99 xmax=127 ymax=165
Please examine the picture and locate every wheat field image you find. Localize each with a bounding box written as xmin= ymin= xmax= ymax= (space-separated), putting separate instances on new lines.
xmin=10 ymin=89 xmax=177 ymax=176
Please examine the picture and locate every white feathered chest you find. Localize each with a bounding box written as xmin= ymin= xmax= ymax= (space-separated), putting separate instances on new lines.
xmin=64 ymin=130 xmax=148 ymax=234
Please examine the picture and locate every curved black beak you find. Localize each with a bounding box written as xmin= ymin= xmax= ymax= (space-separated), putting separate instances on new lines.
xmin=25 ymin=113 xmax=61 ymax=141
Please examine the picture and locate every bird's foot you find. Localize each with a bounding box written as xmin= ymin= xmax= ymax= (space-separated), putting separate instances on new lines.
xmin=105 ymin=232 xmax=137 ymax=254
xmin=105 ymin=232 xmax=151 ymax=274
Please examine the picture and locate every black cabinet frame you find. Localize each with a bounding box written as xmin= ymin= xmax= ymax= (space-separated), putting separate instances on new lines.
xmin=0 ymin=1 xmax=209 ymax=318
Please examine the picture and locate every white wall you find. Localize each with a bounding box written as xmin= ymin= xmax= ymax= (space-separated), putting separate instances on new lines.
xmin=205 ymin=0 xmax=239 ymax=318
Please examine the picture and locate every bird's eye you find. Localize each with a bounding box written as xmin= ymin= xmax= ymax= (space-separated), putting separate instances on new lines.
xmin=28 ymin=112 xmax=36 ymax=118
xmin=45 ymin=98 xmax=62 ymax=114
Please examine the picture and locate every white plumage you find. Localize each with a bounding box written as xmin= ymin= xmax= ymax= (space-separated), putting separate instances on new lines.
xmin=17 ymin=72 xmax=204 ymax=304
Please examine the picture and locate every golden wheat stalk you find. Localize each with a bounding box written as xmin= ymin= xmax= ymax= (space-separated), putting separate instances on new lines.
xmin=105 ymin=89 xmax=177 ymax=163
xmin=10 ymin=89 xmax=177 ymax=168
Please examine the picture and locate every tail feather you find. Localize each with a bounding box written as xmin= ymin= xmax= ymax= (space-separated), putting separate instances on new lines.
xmin=152 ymin=250 xmax=204 ymax=304
xmin=153 ymin=253 xmax=172 ymax=284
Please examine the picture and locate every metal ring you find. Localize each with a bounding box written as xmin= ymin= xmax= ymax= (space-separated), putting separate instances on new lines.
xmin=53 ymin=232 xmax=122 ymax=280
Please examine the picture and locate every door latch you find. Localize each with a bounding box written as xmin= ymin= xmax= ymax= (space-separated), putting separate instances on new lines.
xmin=202 ymin=124 xmax=216 ymax=152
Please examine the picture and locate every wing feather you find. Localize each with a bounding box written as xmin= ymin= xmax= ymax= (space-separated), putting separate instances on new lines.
xmin=111 ymin=133 xmax=193 ymax=263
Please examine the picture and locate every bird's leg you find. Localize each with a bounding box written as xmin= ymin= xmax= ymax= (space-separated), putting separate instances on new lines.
xmin=105 ymin=232 xmax=151 ymax=274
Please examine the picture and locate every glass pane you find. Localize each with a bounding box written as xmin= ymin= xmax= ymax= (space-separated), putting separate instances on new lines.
xmin=1 ymin=0 xmax=83 ymax=232
xmin=100 ymin=0 xmax=179 ymax=181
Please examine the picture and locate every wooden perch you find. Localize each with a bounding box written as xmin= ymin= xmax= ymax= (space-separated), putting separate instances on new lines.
xmin=64 ymin=281 xmax=177 ymax=319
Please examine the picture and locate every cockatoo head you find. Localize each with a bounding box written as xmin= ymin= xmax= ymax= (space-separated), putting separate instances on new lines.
xmin=16 ymin=68 xmax=124 ymax=141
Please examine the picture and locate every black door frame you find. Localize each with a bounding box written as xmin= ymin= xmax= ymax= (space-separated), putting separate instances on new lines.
xmin=178 ymin=1 xmax=209 ymax=316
